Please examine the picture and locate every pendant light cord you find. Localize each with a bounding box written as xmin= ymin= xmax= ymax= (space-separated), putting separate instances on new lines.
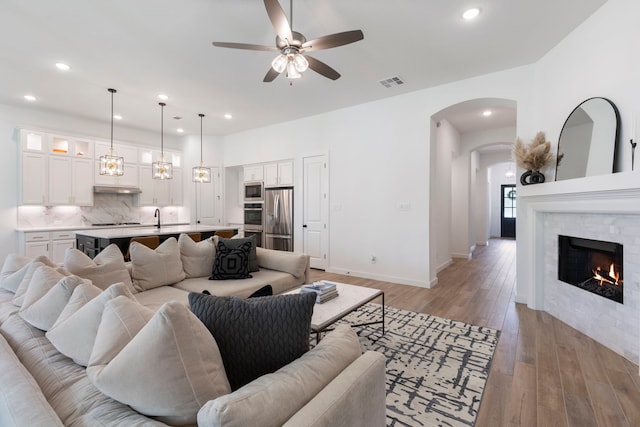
xmin=199 ymin=113 xmax=205 ymax=163
xmin=108 ymin=88 xmax=116 ymax=151
xmin=159 ymin=102 xmax=166 ymax=158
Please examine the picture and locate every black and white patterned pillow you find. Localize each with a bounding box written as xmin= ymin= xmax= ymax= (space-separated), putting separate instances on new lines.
xmin=188 ymin=291 xmax=316 ymax=390
xmin=209 ymin=241 xmax=252 ymax=280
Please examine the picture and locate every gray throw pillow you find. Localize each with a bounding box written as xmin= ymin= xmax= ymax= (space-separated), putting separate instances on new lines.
xmin=210 ymin=241 xmax=252 ymax=280
xmin=189 ymin=292 xmax=316 ymax=390
xmin=220 ymin=236 xmax=258 ymax=272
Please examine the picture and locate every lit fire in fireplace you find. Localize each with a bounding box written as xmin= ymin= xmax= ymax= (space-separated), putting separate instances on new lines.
xmin=592 ymin=264 xmax=621 ymax=286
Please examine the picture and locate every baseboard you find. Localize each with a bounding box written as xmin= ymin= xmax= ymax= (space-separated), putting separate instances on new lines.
xmin=436 ymin=259 xmax=452 ymax=273
xmin=325 ymin=267 xmax=432 ymax=288
xmin=451 ymin=252 xmax=472 ymax=260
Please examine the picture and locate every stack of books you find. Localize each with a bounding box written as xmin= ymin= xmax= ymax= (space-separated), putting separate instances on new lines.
xmin=300 ymin=281 xmax=339 ymax=303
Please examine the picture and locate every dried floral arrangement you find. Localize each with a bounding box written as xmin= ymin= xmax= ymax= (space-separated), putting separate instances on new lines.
xmin=512 ymin=131 xmax=559 ymax=171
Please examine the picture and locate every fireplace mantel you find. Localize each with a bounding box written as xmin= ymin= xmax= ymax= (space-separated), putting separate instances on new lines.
xmin=517 ymin=171 xmax=640 ymax=309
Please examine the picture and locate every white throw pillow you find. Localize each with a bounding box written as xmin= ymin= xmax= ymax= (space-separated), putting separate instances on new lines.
xmin=46 ymin=282 xmax=135 ymax=366
xmin=51 ymin=283 xmax=103 ymax=329
xmin=86 ymin=301 xmax=231 ymax=426
xmin=12 ymin=257 xmax=59 ymax=306
xmin=64 ymin=244 xmax=134 ymax=292
xmin=89 ymin=296 xmax=155 ymax=366
xmin=130 ymin=237 xmax=185 ymax=291
xmin=0 ymin=254 xmax=31 ymax=293
xmin=19 ymin=269 xmax=88 ymax=331
xmin=178 ymin=234 xmax=215 ymax=278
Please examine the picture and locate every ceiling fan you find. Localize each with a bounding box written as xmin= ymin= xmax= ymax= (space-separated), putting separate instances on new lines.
xmin=212 ymin=0 xmax=364 ymax=82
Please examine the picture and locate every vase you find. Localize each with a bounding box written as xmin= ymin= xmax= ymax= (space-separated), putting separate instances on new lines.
xmin=520 ymin=170 xmax=545 ymax=185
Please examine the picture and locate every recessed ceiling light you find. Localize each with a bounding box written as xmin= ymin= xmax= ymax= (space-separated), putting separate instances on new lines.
xmin=24 ymin=95 xmax=36 ymax=102
xmin=113 ymin=114 xmax=123 ymax=120
xmin=483 ymin=110 xmax=492 ymax=117
xmin=462 ymin=8 xmax=480 ymax=20
xmin=55 ymin=62 xmax=71 ymax=71
xmin=224 ymin=113 xmax=233 ymax=120
xmin=176 ymin=128 xmax=184 ymax=133
xmin=158 ymin=94 xmax=169 ymax=100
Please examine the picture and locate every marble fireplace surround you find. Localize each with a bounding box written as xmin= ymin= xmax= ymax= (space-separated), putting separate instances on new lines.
xmin=517 ymin=171 xmax=640 ymax=365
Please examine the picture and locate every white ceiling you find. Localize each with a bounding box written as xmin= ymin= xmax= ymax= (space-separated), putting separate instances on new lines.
xmin=0 ymin=0 xmax=606 ymax=137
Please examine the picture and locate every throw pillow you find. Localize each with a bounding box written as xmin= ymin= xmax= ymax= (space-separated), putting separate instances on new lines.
xmin=178 ymin=234 xmax=216 ymax=278
xmin=64 ymin=244 xmax=134 ymax=292
xmin=0 ymin=254 xmax=31 ymax=293
xmin=256 ymin=247 xmax=308 ymax=279
xmin=12 ymin=257 xmax=59 ymax=307
xmin=89 ymin=295 xmax=155 ymax=366
xmin=86 ymin=301 xmax=231 ymax=426
xmin=209 ymin=240 xmax=252 ymax=280
xmin=130 ymin=237 xmax=185 ymax=291
xmin=19 ymin=273 xmax=88 ymax=331
xmin=221 ymin=235 xmax=259 ymax=272
xmin=46 ymin=282 xmax=135 ymax=366
xmin=51 ymin=282 xmax=103 ymax=329
xmin=188 ymin=291 xmax=316 ymax=390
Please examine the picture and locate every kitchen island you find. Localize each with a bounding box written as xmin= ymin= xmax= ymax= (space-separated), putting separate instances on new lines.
xmin=75 ymin=224 xmax=237 ymax=258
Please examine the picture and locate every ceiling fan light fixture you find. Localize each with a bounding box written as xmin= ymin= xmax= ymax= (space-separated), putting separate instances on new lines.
xmin=286 ymin=61 xmax=301 ymax=79
xmin=271 ymin=54 xmax=288 ymax=73
xmin=293 ymin=53 xmax=308 ymax=72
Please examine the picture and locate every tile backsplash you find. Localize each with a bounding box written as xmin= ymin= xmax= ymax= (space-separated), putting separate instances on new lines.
xmin=18 ymin=194 xmax=188 ymax=228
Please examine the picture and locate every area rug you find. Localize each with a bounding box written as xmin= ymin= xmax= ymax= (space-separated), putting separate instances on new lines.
xmin=335 ymin=303 xmax=500 ymax=427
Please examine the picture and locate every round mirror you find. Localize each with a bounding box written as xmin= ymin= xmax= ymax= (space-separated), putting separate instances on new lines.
xmin=555 ymin=97 xmax=620 ymax=181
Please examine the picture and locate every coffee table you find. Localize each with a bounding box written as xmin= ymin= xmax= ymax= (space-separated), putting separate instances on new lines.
xmin=288 ymin=282 xmax=384 ymax=342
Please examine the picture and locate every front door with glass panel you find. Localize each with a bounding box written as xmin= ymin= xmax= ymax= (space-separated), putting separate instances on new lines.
xmin=501 ymin=185 xmax=516 ymax=238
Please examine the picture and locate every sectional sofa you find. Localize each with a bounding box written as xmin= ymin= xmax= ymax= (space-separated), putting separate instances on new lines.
xmin=0 ymin=234 xmax=387 ymax=426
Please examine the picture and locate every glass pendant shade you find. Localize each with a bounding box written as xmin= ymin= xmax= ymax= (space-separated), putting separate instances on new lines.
xmin=293 ymin=54 xmax=308 ymax=72
xmin=153 ymin=102 xmax=172 ymax=180
xmin=271 ymin=54 xmax=287 ymax=73
xmin=100 ymin=88 xmax=124 ymax=176
xmin=286 ymin=61 xmax=301 ymax=79
xmin=192 ymin=113 xmax=211 ymax=183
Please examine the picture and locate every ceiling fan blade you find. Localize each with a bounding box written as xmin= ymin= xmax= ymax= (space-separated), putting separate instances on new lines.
xmin=264 ymin=0 xmax=293 ymax=43
xmin=212 ymin=42 xmax=279 ymax=52
xmin=263 ymin=67 xmax=281 ymax=82
xmin=306 ymin=55 xmax=341 ymax=80
xmin=302 ymin=30 xmax=364 ymax=52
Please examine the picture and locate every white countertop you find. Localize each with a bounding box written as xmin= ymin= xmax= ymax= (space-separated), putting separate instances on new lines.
xmin=16 ymin=223 xmax=179 ymax=233
xmin=73 ymin=224 xmax=237 ymax=239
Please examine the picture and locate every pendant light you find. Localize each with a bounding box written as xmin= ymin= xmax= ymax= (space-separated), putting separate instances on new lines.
xmin=152 ymin=102 xmax=173 ymax=180
xmin=192 ymin=113 xmax=212 ymax=183
xmin=99 ymin=88 xmax=124 ymax=176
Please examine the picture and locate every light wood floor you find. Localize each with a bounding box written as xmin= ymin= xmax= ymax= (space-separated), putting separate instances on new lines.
xmin=309 ymin=238 xmax=640 ymax=427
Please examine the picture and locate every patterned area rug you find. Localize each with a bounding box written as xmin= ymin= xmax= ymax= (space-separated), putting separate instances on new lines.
xmin=336 ymin=303 xmax=500 ymax=427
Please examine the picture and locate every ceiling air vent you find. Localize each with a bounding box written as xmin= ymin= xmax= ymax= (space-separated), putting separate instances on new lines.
xmin=379 ymin=76 xmax=405 ymax=88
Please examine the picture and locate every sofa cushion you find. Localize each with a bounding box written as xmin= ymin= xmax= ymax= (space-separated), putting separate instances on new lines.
xmin=178 ymin=233 xmax=215 ymax=278
xmin=12 ymin=257 xmax=60 ymax=307
xmin=87 ymin=301 xmax=231 ymax=426
xmin=174 ymin=269 xmax=303 ymax=298
xmin=189 ymin=291 xmax=316 ymax=390
xmin=221 ymin=235 xmax=259 ymax=272
xmin=19 ymin=274 xmax=88 ymax=331
xmin=64 ymin=244 xmax=134 ymax=292
xmin=46 ymin=283 xmax=135 ymax=366
xmin=0 ymin=254 xmax=31 ymax=293
xmin=133 ymin=285 xmax=190 ymax=311
xmin=197 ymin=325 xmax=362 ymax=427
xmin=256 ymin=247 xmax=307 ymax=279
xmin=89 ymin=296 xmax=155 ymax=366
xmin=210 ymin=240 xmax=252 ymax=280
xmin=131 ymin=237 xmax=186 ymax=291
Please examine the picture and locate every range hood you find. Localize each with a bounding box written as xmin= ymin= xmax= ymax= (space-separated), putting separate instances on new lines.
xmin=93 ymin=185 xmax=142 ymax=194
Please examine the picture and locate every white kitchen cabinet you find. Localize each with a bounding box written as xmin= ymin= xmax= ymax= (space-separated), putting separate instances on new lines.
xmin=48 ymin=157 xmax=94 ymax=206
xmin=197 ymin=167 xmax=222 ymax=224
xmin=137 ymin=165 xmax=171 ymax=206
xmin=264 ymin=161 xmax=293 ymax=187
xmin=168 ymin=168 xmax=183 ymax=206
xmin=94 ymin=141 xmax=139 ymax=187
xmin=21 ymin=231 xmax=76 ymax=263
xmin=21 ymin=152 xmax=47 ymax=205
xmin=243 ymin=165 xmax=264 ymax=182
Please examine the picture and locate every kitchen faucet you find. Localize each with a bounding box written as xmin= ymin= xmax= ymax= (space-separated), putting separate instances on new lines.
xmin=154 ymin=208 xmax=161 ymax=229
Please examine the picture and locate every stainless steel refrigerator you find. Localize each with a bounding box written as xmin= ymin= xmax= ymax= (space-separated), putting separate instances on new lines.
xmin=264 ymin=187 xmax=293 ymax=251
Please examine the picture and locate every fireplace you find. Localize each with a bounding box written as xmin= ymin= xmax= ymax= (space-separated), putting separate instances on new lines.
xmin=558 ymin=235 xmax=623 ymax=304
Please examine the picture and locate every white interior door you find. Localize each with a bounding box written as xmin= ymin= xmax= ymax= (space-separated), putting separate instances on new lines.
xmin=198 ymin=167 xmax=223 ymax=224
xmin=303 ymin=155 xmax=328 ymax=269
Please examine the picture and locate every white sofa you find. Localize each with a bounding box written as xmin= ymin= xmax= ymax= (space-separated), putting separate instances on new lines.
xmin=0 ymin=236 xmax=387 ymax=427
